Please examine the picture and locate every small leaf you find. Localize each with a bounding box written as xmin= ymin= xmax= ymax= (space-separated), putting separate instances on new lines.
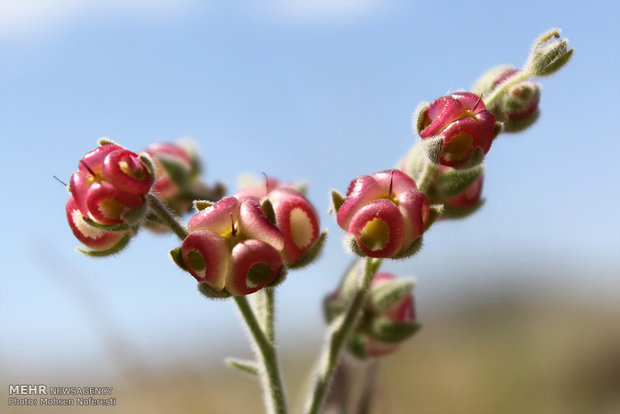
xmin=347 ymin=332 xmax=368 ymax=360
xmin=287 ymin=230 xmax=327 ymax=269
xmin=197 ymin=282 xmax=232 ymax=299
xmin=266 ymin=266 xmax=288 ymax=288
xmin=425 ymin=205 xmax=444 ymax=231
xmin=83 ymin=217 xmax=131 ymax=232
xmin=368 ymin=278 xmax=415 ymax=314
xmin=412 ymin=101 xmax=429 ymax=136
xmin=77 ymin=233 xmax=131 ymax=257
xmin=261 ymin=198 xmax=276 ymax=225
xmin=420 ymin=136 xmax=444 ymax=164
xmin=169 ymin=247 xmax=187 ymax=271
xmin=138 ymin=153 xmax=156 ymax=187
xmin=330 ymin=190 xmax=345 ymax=214
xmin=226 ymin=358 xmax=259 ymax=376
xmin=391 ymin=237 xmax=423 ymax=260
xmin=442 ymin=199 xmax=486 ymax=219
xmin=368 ymin=318 xmax=421 ymax=343
xmin=193 ymin=200 xmax=214 ymax=211
xmin=97 ymin=137 xmax=117 ymax=146
xmin=453 ymin=148 xmax=484 ymax=170
xmin=436 ymin=165 xmax=485 ymax=197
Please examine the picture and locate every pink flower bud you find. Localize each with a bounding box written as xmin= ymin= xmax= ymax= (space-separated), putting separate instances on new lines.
xmin=181 ymin=230 xmax=230 ymax=290
xmin=268 ymin=188 xmax=321 ymax=265
xmin=419 ymin=92 xmax=495 ymax=167
xmin=337 ymin=170 xmax=429 ymax=258
xmin=445 ymin=175 xmax=483 ymax=209
xmin=144 ymin=142 xmax=195 ymax=199
xmin=227 ymin=239 xmax=284 ymax=296
xmin=65 ymin=197 xmax=126 ymax=251
xmin=366 ymin=273 xmax=416 ymax=358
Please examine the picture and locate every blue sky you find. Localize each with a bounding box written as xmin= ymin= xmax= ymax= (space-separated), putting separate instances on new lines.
xmin=1 ymin=1 xmax=619 ymax=380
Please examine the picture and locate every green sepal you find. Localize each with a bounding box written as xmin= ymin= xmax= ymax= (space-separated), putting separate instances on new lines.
xmin=169 ymin=247 xmax=187 ymax=271
xmin=452 ymin=148 xmax=484 ymax=170
xmin=261 ymin=198 xmax=276 ymax=225
xmin=225 ymin=358 xmax=259 ymax=376
xmin=97 ymin=137 xmax=117 ymax=146
xmin=391 ymin=237 xmax=423 ymax=260
xmin=77 ymin=233 xmax=131 ymax=257
xmin=368 ymin=278 xmax=415 ymax=314
xmin=504 ymin=110 xmax=540 ymax=133
xmin=193 ymin=200 xmax=214 ymax=211
xmin=368 ymin=318 xmax=421 ymax=343
xmin=287 ymin=230 xmax=327 ymax=269
xmin=346 ymin=332 xmax=368 ymax=360
xmin=138 ymin=153 xmax=156 ymax=188
xmin=330 ymin=190 xmax=345 ymax=214
xmin=82 ymin=217 xmax=131 ymax=232
xmin=197 ymin=282 xmax=232 ymax=299
xmin=412 ymin=101 xmax=429 ymax=135
xmin=526 ymin=28 xmax=573 ymax=77
xmin=121 ymin=199 xmax=148 ymax=225
xmin=436 ymin=165 xmax=484 ymax=197
xmin=266 ymin=266 xmax=288 ymax=289
xmin=442 ymin=199 xmax=486 ymax=219
xmin=420 ymin=136 xmax=443 ymax=164
xmin=425 ymin=204 xmax=444 ymax=231
xmin=493 ymin=121 xmax=505 ymax=140
xmin=346 ymin=236 xmax=365 ymax=258
xmin=159 ymin=156 xmax=191 ymax=189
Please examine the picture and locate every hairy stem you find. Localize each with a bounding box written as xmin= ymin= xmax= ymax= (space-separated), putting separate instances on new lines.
xmin=235 ymin=296 xmax=288 ymax=414
xmin=146 ymin=194 xmax=188 ymax=240
xmin=304 ymin=257 xmax=381 ymax=414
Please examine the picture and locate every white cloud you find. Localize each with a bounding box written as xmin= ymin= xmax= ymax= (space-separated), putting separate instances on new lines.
xmin=0 ymin=0 xmax=196 ymax=39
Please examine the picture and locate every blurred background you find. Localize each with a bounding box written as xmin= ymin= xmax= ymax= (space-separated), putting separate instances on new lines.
xmin=1 ymin=1 xmax=619 ymax=413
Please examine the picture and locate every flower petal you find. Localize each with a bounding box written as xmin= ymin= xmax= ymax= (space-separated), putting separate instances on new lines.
xmin=239 ymin=199 xmax=285 ymax=251
xmin=227 ymin=239 xmax=283 ymax=296
xmin=66 ymin=197 xmax=126 ymax=251
xmin=181 ymin=230 xmax=229 ymax=290
xmin=349 ymin=199 xmax=404 ymax=258
xmin=188 ymin=196 xmax=240 ymax=236
xmin=337 ymin=174 xmax=384 ymax=230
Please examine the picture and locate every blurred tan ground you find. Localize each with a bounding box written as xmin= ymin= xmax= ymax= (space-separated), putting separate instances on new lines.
xmin=3 ymin=297 xmax=619 ymax=414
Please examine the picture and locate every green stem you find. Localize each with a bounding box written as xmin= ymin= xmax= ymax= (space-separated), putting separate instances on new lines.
xmin=150 ymin=193 xmax=286 ymax=413
xmin=146 ymin=194 xmax=188 ymax=240
xmin=304 ymin=257 xmax=381 ymax=414
xmin=235 ymin=296 xmax=288 ymax=414
xmin=484 ymin=69 xmax=533 ymax=107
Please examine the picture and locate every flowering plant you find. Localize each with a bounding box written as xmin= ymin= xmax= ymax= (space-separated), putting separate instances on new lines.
xmin=62 ymin=28 xmax=571 ymax=413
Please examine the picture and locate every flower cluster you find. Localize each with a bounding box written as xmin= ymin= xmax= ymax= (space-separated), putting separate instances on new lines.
xmin=65 ymin=141 xmax=153 ymax=254
xmin=334 ymin=170 xmax=429 ymax=259
xmin=174 ymin=180 xmax=325 ymax=296
xmin=325 ymin=272 xmax=419 ymax=359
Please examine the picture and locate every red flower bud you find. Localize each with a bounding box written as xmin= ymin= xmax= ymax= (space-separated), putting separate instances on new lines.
xmin=337 ymin=170 xmax=428 ymax=258
xmin=65 ymin=197 xmax=126 ymax=251
xmin=144 ymin=142 xmax=195 ymax=199
xmin=227 ymin=239 xmax=284 ymax=296
xmin=419 ymin=92 xmax=495 ymax=167
xmin=445 ymin=175 xmax=483 ymax=209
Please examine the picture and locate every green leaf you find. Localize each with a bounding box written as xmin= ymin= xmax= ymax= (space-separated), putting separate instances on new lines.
xmin=225 ymin=358 xmax=259 ymax=376
xmin=346 ymin=332 xmax=368 ymax=360
xmin=77 ymin=233 xmax=131 ymax=257
xmin=420 ymin=136 xmax=444 ymax=164
xmin=368 ymin=278 xmax=415 ymax=314
xmin=436 ymin=165 xmax=484 ymax=197
xmin=412 ymin=101 xmax=429 ymax=135
xmin=169 ymin=247 xmax=187 ymax=271
xmin=368 ymin=319 xmax=421 ymax=343
xmin=330 ymin=190 xmax=345 ymax=214
xmin=442 ymin=199 xmax=486 ymax=219
xmin=197 ymin=282 xmax=231 ymax=299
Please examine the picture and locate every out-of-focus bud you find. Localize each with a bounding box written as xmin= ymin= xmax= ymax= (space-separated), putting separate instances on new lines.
xmin=415 ymin=92 xmax=497 ymax=167
xmin=335 ymin=170 xmax=428 ymax=259
xmin=324 ymin=273 xmax=420 ymax=359
xmin=525 ymin=28 xmax=573 ymax=77
xmin=142 ymin=140 xmax=225 ymax=232
xmin=436 ymin=166 xmax=485 ymax=219
xmin=473 ymin=66 xmax=541 ymax=132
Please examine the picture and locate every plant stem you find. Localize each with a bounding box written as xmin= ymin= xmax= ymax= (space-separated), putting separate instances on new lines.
xmin=150 ymin=193 xmax=288 ymax=414
xmin=235 ymin=296 xmax=288 ymax=414
xmin=484 ymin=69 xmax=533 ymax=107
xmin=146 ymin=194 xmax=188 ymax=240
xmin=304 ymin=257 xmax=381 ymax=414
